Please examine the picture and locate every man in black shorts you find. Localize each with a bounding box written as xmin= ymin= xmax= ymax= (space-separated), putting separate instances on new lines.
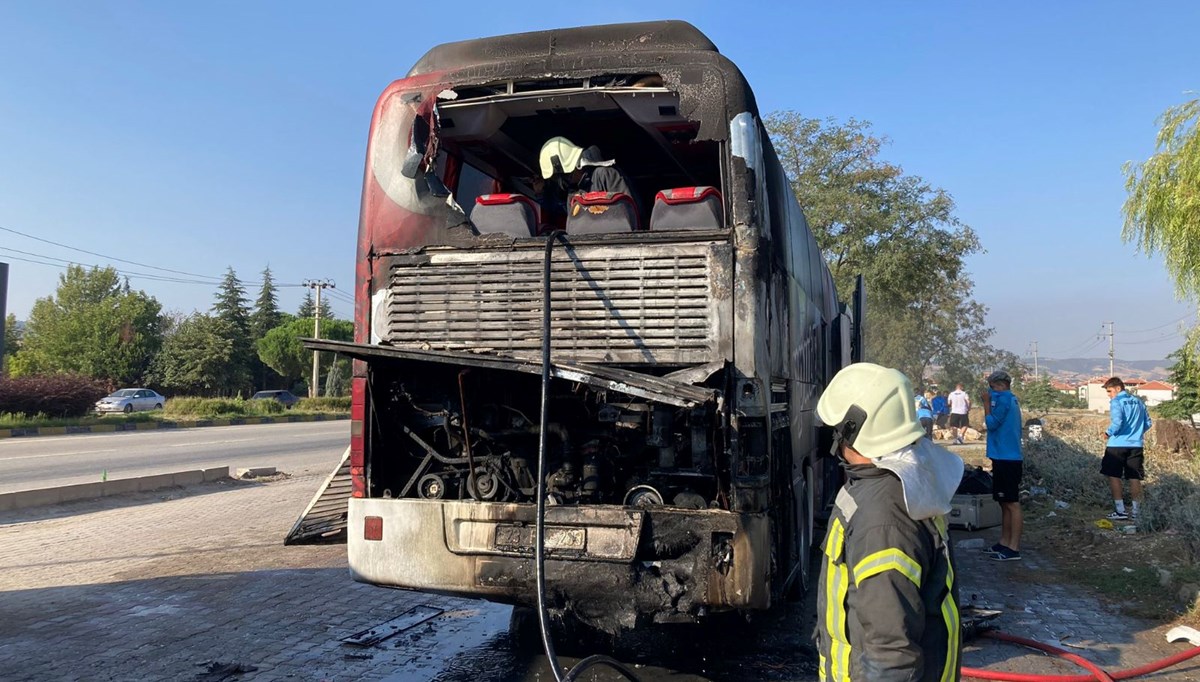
xmin=984 ymin=371 xmax=1023 ymax=561
xmin=1100 ymin=377 xmax=1152 ymax=521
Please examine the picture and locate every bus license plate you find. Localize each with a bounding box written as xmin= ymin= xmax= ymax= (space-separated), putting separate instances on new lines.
xmin=494 ymin=525 xmax=586 ymax=552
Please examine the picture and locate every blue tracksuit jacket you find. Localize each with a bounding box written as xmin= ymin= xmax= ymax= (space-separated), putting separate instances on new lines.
xmin=1106 ymin=390 xmax=1152 ymax=447
xmin=985 ymin=389 xmax=1022 ymax=461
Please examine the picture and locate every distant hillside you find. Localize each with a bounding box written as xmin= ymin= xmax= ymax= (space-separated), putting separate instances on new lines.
xmin=1030 ymin=357 xmax=1171 ymax=383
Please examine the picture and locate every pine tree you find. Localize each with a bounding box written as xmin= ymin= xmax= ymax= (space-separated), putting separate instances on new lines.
xmin=249 ymin=266 xmax=284 ymax=390
xmin=210 ymin=267 xmax=253 ymax=395
xmin=296 ymin=290 xmax=333 ymax=321
xmin=250 ymin=266 xmax=282 ymax=340
xmin=297 ymin=291 xmax=315 ymax=318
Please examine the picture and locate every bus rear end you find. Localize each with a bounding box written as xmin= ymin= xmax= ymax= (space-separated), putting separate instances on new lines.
xmin=334 ymin=22 xmax=788 ymax=632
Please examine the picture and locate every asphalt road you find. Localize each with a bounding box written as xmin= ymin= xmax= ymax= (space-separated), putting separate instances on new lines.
xmin=0 ymin=421 xmax=349 ymax=493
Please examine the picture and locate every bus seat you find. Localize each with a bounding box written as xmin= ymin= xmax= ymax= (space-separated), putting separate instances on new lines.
xmin=472 ymin=194 xmax=538 ymax=238
xmin=566 ymin=192 xmax=640 ymax=235
xmin=649 ymin=186 xmax=723 ymax=231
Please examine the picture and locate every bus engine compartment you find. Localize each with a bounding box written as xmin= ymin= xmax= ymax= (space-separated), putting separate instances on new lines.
xmin=365 ymin=361 xmax=728 ymax=512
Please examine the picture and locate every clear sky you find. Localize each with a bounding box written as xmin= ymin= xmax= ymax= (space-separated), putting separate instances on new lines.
xmin=1 ymin=1 xmax=1195 ymax=361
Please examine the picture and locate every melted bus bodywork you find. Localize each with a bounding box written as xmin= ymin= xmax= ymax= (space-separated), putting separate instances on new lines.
xmin=326 ymin=21 xmax=862 ymax=633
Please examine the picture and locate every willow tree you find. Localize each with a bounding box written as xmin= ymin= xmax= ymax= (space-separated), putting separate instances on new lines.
xmin=1123 ymin=97 xmax=1200 ymax=297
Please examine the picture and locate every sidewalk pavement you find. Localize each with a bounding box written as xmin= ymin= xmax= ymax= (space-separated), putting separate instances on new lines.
xmin=956 ymin=526 xmax=1200 ymax=680
xmin=0 ymin=475 xmax=510 ymax=682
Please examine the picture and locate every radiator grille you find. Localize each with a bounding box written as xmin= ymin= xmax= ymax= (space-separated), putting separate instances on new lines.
xmin=386 ymin=244 xmax=718 ymax=363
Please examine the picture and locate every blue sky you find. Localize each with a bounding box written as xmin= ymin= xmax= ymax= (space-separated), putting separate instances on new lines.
xmin=1 ymin=1 xmax=1195 ymax=361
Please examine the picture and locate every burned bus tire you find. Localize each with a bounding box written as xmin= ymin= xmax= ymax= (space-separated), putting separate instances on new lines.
xmin=785 ymin=466 xmax=815 ymax=602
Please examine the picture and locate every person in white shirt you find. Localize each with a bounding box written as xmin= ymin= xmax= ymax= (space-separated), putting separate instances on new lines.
xmin=947 ymin=383 xmax=971 ymax=445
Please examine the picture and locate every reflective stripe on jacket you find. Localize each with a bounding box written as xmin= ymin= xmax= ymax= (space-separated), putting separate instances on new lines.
xmin=816 ymin=466 xmax=961 ymax=682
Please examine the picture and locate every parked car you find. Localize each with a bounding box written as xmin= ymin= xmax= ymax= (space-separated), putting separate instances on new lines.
xmin=95 ymin=388 xmax=166 ymax=414
xmin=250 ymin=390 xmax=300 ymax=409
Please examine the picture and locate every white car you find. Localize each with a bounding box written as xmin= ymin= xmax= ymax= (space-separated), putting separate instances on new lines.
xmin=95 ymin=388 xmax=166 ymax=414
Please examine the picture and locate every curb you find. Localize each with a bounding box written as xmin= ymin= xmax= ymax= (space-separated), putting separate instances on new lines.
xmin=0 ymin=413 xmax=349 ymax=440
xmin=0 ymin=467 xmax=232 ymax=513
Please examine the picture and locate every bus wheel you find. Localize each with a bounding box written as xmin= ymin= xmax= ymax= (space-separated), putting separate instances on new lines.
xmin=785 ymin=466 xmax=815 ymax=601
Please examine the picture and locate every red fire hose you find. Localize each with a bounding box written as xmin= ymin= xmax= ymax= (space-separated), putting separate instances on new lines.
xmin=961 ymin=631 xmax=1200 ymax=681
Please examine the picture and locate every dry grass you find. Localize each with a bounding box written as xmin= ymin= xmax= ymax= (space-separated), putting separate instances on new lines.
xmin=1022 ymin=414 xmax=1200 ymax=620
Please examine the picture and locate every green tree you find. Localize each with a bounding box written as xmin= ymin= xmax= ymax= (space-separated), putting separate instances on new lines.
xmin=257 ymin=317 xmax=353 ymax=388
xmin=1016 ymin=376 xmax=1062 ymax=417
xmin=297 ymin=290 xmax=333 ymax=321
xmin=250 ymin=266 xmax=283 ymax=339
xmin=211 ymin=267 xmax=253 ymax=394
xmin=10 ymin=265 xmax=163 ymax=384
xmin=1155 ymin=342 xmax=1200 ymax=419
xmin=3 ymin=313 xmax=19 ymax=372
xmin=1123 ymin=97 xmax=1200 ymax=298
xmin=765 ymin=113 xmax=997 ymax=383
xmin=250 ymin=266 xmax=285 ymax=390
xmin=149 ymin=314 xmax=240 ymax=396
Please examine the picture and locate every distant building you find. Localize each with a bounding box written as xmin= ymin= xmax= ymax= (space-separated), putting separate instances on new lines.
xmin=1080 ymin=380 xmax=1110 ymax=412
xmin=1134 ymin=380 xmax=1176 ymax=407
xmin=1050 ymin=380 xmax=1075 ymax=395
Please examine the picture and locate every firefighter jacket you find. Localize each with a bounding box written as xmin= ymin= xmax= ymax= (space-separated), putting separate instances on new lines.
xmin=816 ymin=464 xmax=961 ymax=682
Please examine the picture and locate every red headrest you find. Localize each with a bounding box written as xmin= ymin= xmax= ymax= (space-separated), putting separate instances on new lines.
xmin=573 ymin=191 xmax=634 ymax=206
xmin=654 ymin=186 xmax=721 ymax=206
xmin=477 ymin=193 xmax=537 ymax=208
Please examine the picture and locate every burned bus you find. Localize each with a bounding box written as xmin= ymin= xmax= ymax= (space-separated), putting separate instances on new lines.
xmin=309 ymin=20 xmax=863 ymax=632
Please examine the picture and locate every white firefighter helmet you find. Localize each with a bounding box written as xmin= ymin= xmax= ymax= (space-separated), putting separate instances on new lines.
xmin=538 ymin=136 xmax=586 ymax=179
xmin=817 ymin=362 xmax=926 ymax=459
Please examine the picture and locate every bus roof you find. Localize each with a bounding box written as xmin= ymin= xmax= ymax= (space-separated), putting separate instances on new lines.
xmin=407 ymin=21 xmax=719 ymax=78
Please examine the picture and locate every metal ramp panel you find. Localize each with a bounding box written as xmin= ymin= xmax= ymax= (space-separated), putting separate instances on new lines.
xmin=285 ymin=446 xmax=351 ymax=545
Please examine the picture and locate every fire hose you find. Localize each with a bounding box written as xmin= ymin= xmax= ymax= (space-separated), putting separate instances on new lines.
xmin=961 ymin=630 xmax=1200 ymax=681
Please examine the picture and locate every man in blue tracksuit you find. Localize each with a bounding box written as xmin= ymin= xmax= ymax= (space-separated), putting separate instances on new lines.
xmin=983 ymin=370 xmax=1023 ymax=561
xmin=1101 ymin=377 xmax=1152 ymax=521
xmin=915 ymin=389 xmax=934 ymax=439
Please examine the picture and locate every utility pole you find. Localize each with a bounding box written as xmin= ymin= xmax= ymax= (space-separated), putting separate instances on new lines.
xmin=303 ymin=279 xmax=335 ymax=398
xmin=1030 ymin=341 xmax=1039 ymax=379
xmin=1103 ymin=321 xmax=1115 ymax=378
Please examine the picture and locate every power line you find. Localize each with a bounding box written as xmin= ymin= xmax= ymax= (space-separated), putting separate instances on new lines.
xmin=2 ymin=246 xmax=306 ymax=290
xmin=1121 ymin=314 xmax=1194 ymax=335
xmin=0 ymin=224 xmax=223 ymax=281
xmin=1044 ymin=325 xmax=1106 ymax=357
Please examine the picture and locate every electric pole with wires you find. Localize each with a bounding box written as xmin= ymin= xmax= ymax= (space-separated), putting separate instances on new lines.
xmin=303 ymin=279 xmax=335 ymax=398
xmin=1102 ymin=321 xmax=1115 ymax=377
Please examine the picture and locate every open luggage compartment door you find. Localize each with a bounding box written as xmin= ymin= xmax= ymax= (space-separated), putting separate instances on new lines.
xmin=284 ymin=447 xmax=351 ymax=545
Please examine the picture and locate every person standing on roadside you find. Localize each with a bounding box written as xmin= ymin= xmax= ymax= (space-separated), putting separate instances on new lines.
xmin=916 ymin=389 xmax=935 ymax=439
xmin=932 ymin=390 xmax=950 ymax=433
xmin=983 ymin=370 xmax=1023 ymax=561
xmin=1101 ymin=377 xmax=1152 ymax=521
xmin=947 ymin=383 xmax=971 ymax=445
xmin=815 ymin=363 xmax=963 ymax=682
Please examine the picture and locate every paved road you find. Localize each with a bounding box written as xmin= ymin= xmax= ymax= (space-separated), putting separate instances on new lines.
xmin=0 ymin=421 xmax=349 ymax=493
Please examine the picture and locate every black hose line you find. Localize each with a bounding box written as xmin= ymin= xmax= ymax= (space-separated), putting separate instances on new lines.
xmin=536 ymin=231 xmax=641 ymax=682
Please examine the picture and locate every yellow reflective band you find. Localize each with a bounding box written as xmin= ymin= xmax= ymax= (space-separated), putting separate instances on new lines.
xmin=822 ymin=519 xmax=851 ymax=681
xmin=852 ymin=548 xmax=923 ymax=587
xmin=818 ymin=653 xmax=827 ymax=682
xmin=830 ymin=563 xmax=850 ymax=680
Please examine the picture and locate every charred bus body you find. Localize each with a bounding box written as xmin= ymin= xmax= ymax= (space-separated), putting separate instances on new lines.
xmin=318 ymin=21 xmax=863 ymax=632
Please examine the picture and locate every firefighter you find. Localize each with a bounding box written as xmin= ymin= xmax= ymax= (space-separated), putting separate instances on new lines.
xmin=815 ymin=363 xmax=964 ymax=682
xmin=537 ymin=136 xmax=640 ymax=214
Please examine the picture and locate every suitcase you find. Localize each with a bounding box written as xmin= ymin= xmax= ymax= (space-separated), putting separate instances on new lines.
xmin=948 ymin=493 xmax=1002 ymax=530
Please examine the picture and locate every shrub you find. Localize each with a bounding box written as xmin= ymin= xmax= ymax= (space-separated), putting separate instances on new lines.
xmin=162 ymin=397 xmax=284 ymax=419
xmin=1033 ymin=413 xmax=1200 ymax=560
xmin=0 ymin=374 xmax=110 ymax=417
xmin=296 ymin=397 xmax=350 ymax=413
